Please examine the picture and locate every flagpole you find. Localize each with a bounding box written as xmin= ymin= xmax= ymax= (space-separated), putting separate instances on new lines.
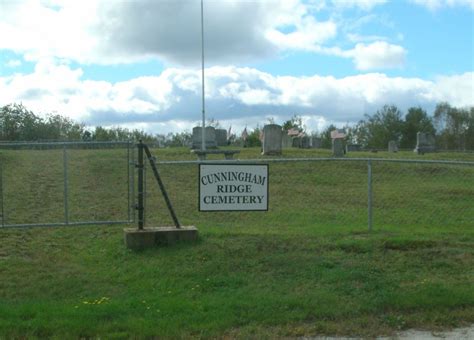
xmin=201 ymin=0 xmax=206 ymax=151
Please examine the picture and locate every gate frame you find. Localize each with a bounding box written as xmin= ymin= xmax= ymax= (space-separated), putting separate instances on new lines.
xmin=0 ymin=141 xmax=135 ymax=228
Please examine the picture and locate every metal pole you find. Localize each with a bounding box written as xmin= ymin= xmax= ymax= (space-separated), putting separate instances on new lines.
xmin=201 ymin=0 xmax=206 ymax=151
xmin=143 ymin=144 xmax=181 ymax=228
xmin=0 ymin=154 xmax=4 ymax=227
xmin=127 ymin=142 xmax=131 ymax=222
xmin=368 ymin=159 xmax=373 ymax=232
xmin=131 ymin=143 xmax=136 ymax=223
xmin=137 ymin=140 xmax=144 ymax=230
xmin=63 ymin=145 xmax=69 ymax=225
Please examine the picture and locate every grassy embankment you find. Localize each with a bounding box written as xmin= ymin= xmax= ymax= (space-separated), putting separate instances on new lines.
xmin=0 ymin=147 xmax=473 ymax=338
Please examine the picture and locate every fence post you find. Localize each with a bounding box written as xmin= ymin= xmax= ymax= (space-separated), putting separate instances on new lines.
xmin=137 ymin=140 xmax=145 ymax=230
xmin=63 ymin=145 xmax=69 ymax=225
xmin=368 ymin=159 xmax=373 ymax=232
xmin=0 ymin=154 xmax=4 ymax=227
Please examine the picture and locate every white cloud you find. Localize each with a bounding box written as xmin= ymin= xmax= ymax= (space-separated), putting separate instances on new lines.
xmin=331 ymin=0 xmax=388 ymax=11
xmin=265 ymin=17 xmax=337 ymax=51
xmin=1 ymin=61 xmax=472 ymax=134
xmin=5 ymin=59 xmax=22 ymax=68
xmin=0 ymin=0 xmax=402 ymax=71
xmin=343 ymin=41 xmax=407 ymax=70
xmin=410 ymin=0 xmax=474 ymax=10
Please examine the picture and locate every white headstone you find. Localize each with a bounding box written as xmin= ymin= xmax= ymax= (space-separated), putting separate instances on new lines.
xmin=192 ymin=126 xmax=217 ymax=149
xmin=388 ymin=140 xmax=398 ymax=152
xmin=414 ymin=132 xmax=435 ymax=154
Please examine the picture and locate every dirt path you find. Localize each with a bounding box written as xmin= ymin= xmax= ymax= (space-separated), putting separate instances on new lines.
xmin=386 ymin=325 xmax=474 ymax=339
xmin=307 ymin=324 xmax=474 ymax=339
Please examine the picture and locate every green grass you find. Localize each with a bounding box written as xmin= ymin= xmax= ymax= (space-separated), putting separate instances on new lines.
xmin=0 ymin=146 xmax=473 ymax=338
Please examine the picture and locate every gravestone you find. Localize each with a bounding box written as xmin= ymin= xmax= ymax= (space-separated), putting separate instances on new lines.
xmin=215 ymin=129 xmax=227 ymax=146
xmin=388 ymin=140 xmax=398 ymax=152
xmin=300 ymin=136 xmax=311 ymax=149
xmin=292 ymin=137 xmax=302 ymax=148
xmin=332 ymin=138 xmax=344 ymax=157
xmin=262 ymin=124 xmax=282 ymax=155
xmin=311 ymin=137 xmax=322 ymax=148
xmin=346 ymin=144 xmax=362 ymax=152
xmin=282 ymin=134 xmax=293 ymax=148
xmin=414 ymin=132 xmax=436 ymax=154
xmin=191 ymin=126 xmax=217 ymax=149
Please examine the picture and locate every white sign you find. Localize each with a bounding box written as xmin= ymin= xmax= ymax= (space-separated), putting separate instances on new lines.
xmin=199 ymin=164 xmax=269 ymax=211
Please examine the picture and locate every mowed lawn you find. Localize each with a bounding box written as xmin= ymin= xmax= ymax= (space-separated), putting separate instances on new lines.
xmin=0 ymin=146 xmax=473 ymax=338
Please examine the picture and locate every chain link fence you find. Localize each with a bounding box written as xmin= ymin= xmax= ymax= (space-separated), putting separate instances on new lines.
xmin=0 ymin=142 xmax=472 ymax=231
xmin=0 ymin=141 xmax=134 ymax=228
xmin=142 ymin=157 xmax=474 ymax=231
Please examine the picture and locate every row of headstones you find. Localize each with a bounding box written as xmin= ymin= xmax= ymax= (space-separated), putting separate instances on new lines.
xmin=344 ymin=132 xmax=436 ymax=155
xmin=262 ymin=124 xmax=325 ymax=155
xmin=192 ymin=125 xmax=436 ymax=155
xmin=191 ymin=127 xmax=228 ymax=149
xmin=191 ymin=124 xmax=322 ymax=151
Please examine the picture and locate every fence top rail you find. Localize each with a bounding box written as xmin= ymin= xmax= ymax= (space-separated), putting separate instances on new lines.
xmin=154 ymin=157 xmax=474 ymax=166
xmin=0 ymin=141 xmax=133 ymax=148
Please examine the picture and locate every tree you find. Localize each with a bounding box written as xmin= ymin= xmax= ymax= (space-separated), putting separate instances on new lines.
xmin=400 ymin=107 xmax=435 ymax=149
xmin=0 ymin=103 xmax=41 ymax=141
xmin=206 ymin=118 xmax=221 ymax=129
xmin=165 ymin=132 xmax=192 ymax=147
xmin=434 ymin=102 xmax=472 ymax=150
xmin=318 ymin=124 xmax=336 ymax=149
xmin=363 ymin=105 xmax=404 ymax=149
xmin=282 ymin=115 xmax=304 ymax=133
xmin=246 ymin=127 xmax=262 ymax=147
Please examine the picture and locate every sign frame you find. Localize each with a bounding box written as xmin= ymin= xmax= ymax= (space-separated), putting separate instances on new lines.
xmin=198 ymin=163 xmax=269 ymax=212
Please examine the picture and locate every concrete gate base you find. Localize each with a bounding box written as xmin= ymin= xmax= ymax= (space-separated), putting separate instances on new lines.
xmin=124 ymin=226 xmax=198 ymax=249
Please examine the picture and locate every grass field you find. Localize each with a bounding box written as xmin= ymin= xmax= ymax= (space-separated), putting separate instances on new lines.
xmin=0 ymin=146 xmax=473 ymax=338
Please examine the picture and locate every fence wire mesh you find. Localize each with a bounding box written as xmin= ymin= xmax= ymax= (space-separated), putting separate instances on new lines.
xmin=0 ymin=142 xmax=134 ymax=228
xmin=372 ymin=161 xmax=474 ymax=228
xmin=0 ymin=142 xmax=472 ymax=231
xmin=142 ymin=158 xmax=473 ymax=231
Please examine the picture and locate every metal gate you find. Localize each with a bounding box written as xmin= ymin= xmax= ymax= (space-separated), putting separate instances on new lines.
xmin=0 ymin=141 xmax=135 ymax=228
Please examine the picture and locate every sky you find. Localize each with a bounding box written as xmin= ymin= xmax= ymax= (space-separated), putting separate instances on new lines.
xmin=0 ymin=0 xmax=473 ymax=135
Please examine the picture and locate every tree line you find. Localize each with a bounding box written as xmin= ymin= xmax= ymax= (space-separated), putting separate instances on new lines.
xmin=247 ymin=103 xmax=473 ymax=151
xmin=0 ymin=103 xmax=157 ymax=143
xmin=1 ymin=102 xmax=473 ymax=150
xmin=343 ymin=103 xmax=474 ymax=150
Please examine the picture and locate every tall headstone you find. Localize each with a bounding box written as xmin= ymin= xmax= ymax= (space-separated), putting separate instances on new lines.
xmin=414 ymin=132 xmax=435 ymax=154
xmin=215 ymin=129 xmax=227 ymax=146
xmin=192 ymin=126 xmax=217 ymax=149
xmin=262 ymin=124 xmax=282 ymax=155
xmin=300 ymin=136 xmax=311 ymax=149
xmin=332 ymin=138 xmax=344 ymax=157
xmin=388 ymin=140 xmax=398 ymax=153
xmin=292 ymin=137 xmax=302 ymax=148
xmin=282 ymin=134 xmax=293 ymax=148
xmin=311 ymin=137 xmax=322 ymax=148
